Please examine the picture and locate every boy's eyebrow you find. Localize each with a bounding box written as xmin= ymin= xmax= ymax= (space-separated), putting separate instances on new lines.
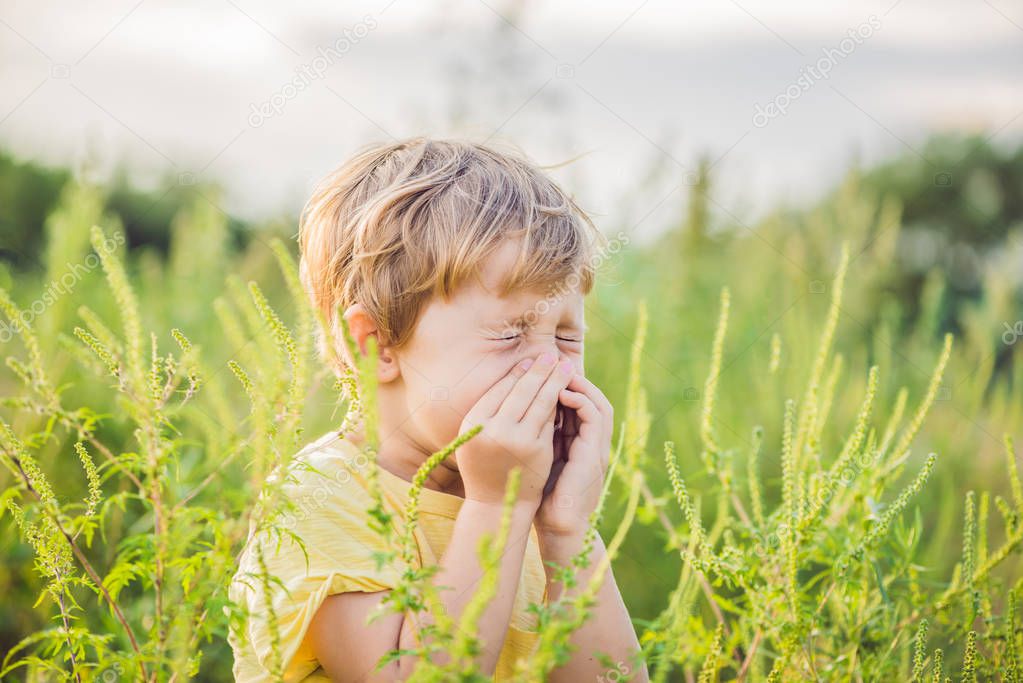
xmin=488 ymin=312 xmax=588 ymax=333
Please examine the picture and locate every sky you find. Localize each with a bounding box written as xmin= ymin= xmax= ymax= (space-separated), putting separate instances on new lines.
xmin=1 ymin=0 xmax=1020 ymax=244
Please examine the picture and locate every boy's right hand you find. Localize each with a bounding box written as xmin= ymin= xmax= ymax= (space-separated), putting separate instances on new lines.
xmin=456 ymin=352 xmax=576 ymax=509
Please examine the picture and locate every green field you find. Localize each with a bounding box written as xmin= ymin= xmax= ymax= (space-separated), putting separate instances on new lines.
xmin=1 ymin=134 xmax=1021 ymax=680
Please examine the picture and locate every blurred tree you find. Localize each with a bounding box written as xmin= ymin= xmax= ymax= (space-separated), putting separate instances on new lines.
xmin=858 ymin=132 xmax=1023 ymax=330
xmin=0 ymin=151 xmax=248 ymax=268
xmin=0 ymin=152 xmax=70 ymax=267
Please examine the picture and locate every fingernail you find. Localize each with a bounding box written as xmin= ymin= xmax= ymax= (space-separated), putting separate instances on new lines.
xmin=517 ymin=358 xmax=534 ymax=372
xmin=557 ymin=359 xmax=573 ymax=374
xmin=538 ymin=352 xmax=555 ymax=366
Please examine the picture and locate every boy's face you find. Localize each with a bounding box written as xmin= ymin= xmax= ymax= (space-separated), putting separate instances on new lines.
xmin=385 ymin=238 xmax=586 ymax=457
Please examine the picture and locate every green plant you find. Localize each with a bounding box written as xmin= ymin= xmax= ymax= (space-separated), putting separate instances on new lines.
xmin=1 ymin=170 xmax=1020 ymax=681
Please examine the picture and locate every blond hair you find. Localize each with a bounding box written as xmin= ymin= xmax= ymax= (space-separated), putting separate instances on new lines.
xmin=298 ymin=137 xmax=606 ymax=373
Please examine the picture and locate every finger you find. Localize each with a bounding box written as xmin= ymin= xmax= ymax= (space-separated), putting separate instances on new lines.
xmin=565 ymin=374 xmax=613 ymax=422
xmin=556 ymin=400 xmax=581 ymax=431
xmin=557 ymin=389 xmax=601 ymax=444
xmin=538 ymin=402 xmax=557 ymax=443
xmin=559 ymin=403 xmax=580 ymax=439
xmin=497 ymin=353 xmax=560 ymax=422
xmin=470 ymin=358 xmax=536 ymax=419
xmin=566 ymin=374 xmax=613 ymax=449
xmin=522 ymin=359 xmax=575 ymax=433
xmin=563 ymin=385 xmax=611 ymax=472
xmin=544 ymin=394 xmax=560 ymax=437
xmin=552 ymin=403 xmax=570 ymax=460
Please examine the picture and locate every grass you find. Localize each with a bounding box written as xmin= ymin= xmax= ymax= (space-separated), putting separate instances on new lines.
xmin=0 ymin=171 xmax=1020 ymax=681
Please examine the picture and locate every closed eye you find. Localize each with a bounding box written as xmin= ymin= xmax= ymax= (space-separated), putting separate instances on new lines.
xmin=492 ymin=334 xmax=582 ymax=343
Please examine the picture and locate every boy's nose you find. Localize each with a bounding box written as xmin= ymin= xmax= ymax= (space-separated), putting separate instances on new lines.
xmin=522 ymin=346 xmax=572 ymax=371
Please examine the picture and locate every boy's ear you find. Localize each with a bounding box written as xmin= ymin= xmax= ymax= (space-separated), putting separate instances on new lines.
xmin=342 ymin=303 xmax=400 ymax=383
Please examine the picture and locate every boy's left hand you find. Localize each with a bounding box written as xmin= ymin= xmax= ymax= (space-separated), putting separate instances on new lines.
xmin=536 ymin=372 xmax=613 ymax=540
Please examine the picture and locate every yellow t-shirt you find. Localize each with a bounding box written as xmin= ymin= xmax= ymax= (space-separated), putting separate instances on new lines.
xmin=228 ymin=430 xmax=548 ymax=681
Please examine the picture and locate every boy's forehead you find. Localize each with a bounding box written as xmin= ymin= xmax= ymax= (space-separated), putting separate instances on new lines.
xmin=464 ymin=237 xmax=584 ymax=322
xmin=474 ymin=240 xmax=575 ymax=298
xmin=475 ymin=239 xmax=523 ymax=294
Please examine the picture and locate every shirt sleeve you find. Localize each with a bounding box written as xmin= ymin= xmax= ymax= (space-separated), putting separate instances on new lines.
xmin=229 ymin=452 xmax=403 ymax=680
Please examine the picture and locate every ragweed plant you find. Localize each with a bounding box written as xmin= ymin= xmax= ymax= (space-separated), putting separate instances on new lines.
xmin=0 ymin=214 xmax=340 ymax=681
xmin=630 ymin=242 xmax=1022 ymax=681
xmin=1 ymin=174 xmax=1020 ymax=682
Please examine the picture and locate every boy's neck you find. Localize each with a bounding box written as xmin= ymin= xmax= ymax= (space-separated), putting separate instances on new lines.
xmin=373 ymin=430 xmax=466 ymax=498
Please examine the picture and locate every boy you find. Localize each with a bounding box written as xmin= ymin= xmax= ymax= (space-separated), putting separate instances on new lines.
xmin=228 ymin=138 xmax=647 ymax=681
